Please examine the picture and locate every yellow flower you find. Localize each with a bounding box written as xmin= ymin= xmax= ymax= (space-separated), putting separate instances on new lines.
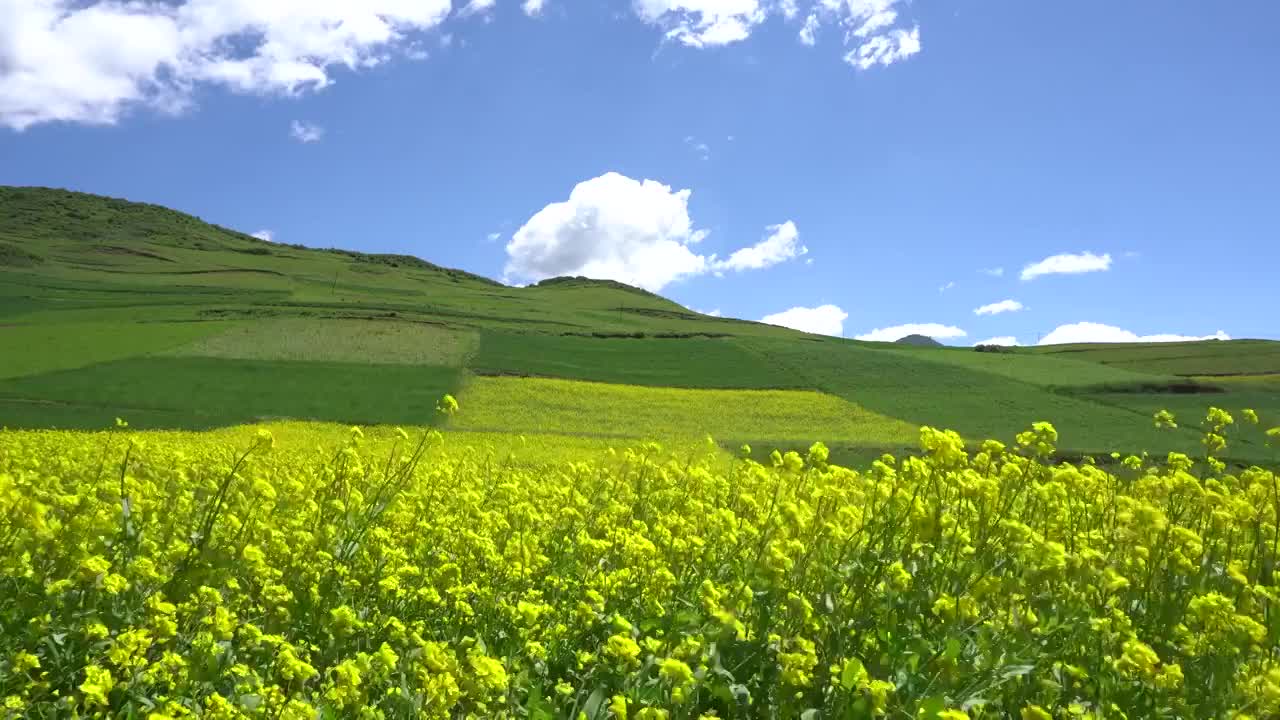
xmin=12 ymin=651 xmax=40 ymax=673
xmin=659 ymin=658 xmax=694 ymax=686
xmin=466 ymin=653 xmax=508 ymax=697
xmin=605 ymin=634 xmax=642 ymax=668
xmin=78 ymin=555 xmax=111 ymax=581
xmin=609 ymin=694 xmax=628 ymax=719
xmin=1115 ymin=639 xmax=1160 ymax=679
xmin=79 ymin=665 xmax=113 ymax=709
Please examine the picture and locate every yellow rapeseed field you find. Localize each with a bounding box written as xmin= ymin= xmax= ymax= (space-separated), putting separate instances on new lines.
xmin=2 ymin=400 xmax=1280 ymax=719
xmin=451 ymin=376 xmax=918 ymax=447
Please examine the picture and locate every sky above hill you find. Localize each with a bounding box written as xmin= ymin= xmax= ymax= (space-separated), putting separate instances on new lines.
xmin=2 ymin=0 xmax=1277 ymax=344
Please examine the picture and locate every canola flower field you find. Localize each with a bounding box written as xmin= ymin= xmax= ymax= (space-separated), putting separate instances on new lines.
xmin=3 ymin=401 xmax=1280 ymax=719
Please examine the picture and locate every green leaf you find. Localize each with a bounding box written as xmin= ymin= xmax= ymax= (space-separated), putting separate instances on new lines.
xmin=944 ymin=637 xmax=963 ymax=661
xmin=917 ymin=696 xmax=947 ymax=720
xmin=525 ymin=692 xmax=555 ymax=720
xmin=840 ymin=657 xmax=865 ymax=690
xmin=581 ymin=688 xmax=607 ymax=720
xmin=1001 ymin=664 xmax=1035 ymax=679
xmin=843 ymin=696 xmax=873 ymax=720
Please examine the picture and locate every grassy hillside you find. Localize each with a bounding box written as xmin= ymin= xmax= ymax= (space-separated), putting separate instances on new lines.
xmin=1030 ymin=339 xmax=1280 ymax=376
xmin=2 ymin=186 xmax=1277 ymax=462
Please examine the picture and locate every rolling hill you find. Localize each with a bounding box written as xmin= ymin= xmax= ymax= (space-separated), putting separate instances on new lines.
xmin=2 ymin=185 xmax=1278 ymax=464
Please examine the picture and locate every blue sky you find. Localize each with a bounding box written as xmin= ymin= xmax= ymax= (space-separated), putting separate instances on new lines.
xmin=2 ymin=0 xmax=1277 ymax=344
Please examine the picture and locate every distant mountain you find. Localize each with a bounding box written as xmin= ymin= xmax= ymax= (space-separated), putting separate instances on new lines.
xmin=895 ymin=334 xmax=944 ymax=347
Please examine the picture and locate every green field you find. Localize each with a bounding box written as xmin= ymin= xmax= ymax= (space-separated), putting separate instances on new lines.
xmin=2 ymin=185 xmax=1278 ymax=462
xmin=0 ymin=321 xmax=227 ymax=379
xmin=1032 ymin=339 xmax=1280 ymax=376
xmin=452 ymin=375 xmax=919 ymax=448
xmin=0 ymin=357 xmax=460 ymax=430
xmin=470 ymin=332 xmax=802 ymax=388
xmin=167 ymin=318 xmax=478 ymax=366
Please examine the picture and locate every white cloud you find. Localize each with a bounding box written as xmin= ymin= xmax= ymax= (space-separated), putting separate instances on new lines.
xmin=251 ymin=229 xmax=275 ymax=242
xmin=633 ymin=0 xmax=921 ymax=68
xmin=938 ymin=281 xmax=955 ymax=293
xmin=1021 ymin=251 xmax=1112 ymax=281
xmin=974 ymin=336 xmax=1020 ymax=347
xmin=761 ymin=304 xmax=847 ymax=336
xmin=974 ymin=299 xmax=1024 ymax=316
xmin=3 ymin=0 xmax=924 ymax=130
xmin=1038 ymin=322 xmax=1230 ymax=346
xmin=855 ymin=323 xmax=967 ymax=342
xmin=633 ymin=0 xmax=767 ymax=47
xmin=486 ymin=232 xmax=502 ymax=242
xmin=980 ymin=267 xmax=1005 ymax=277
xmin=289 ymin=120 xmax=323 ymax=143
xmin=798 ymin=13 xmax=819 ymax=45
xmin=714 ymin=221 xmax=806 ymax=272
xmin=684 ymin=135 xmax=711 ymax=160
xmin=843 ymin=25 xmax=920 ymax=69
xmin=697 ymin=308 xmax=723 ymax=317
xmin=0 ymin=0 xmax=452 ymax=130
xmin=505 ymin=172 xmax=804 ymax=292
xmin=459 ymin=0 xmax=496 ymax=17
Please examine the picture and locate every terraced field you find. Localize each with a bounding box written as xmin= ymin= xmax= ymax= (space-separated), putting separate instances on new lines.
xmin=2 ymin=186 xmax=1278 ymax=464
xmin=451 ymin=375 xmax=918 ymax=449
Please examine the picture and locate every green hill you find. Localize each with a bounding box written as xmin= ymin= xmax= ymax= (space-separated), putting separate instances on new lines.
xmin=2 ymin=186 xmax=1278 ymax=463
xmin=893 ymin=333 xmax=944 ymax=347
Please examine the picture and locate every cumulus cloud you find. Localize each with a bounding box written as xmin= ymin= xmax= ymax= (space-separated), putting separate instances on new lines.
xmin=761 ymin=304 xmax=847 ymax=336
xmin=289 ymin=120 xmax=323 ymax=143
xmin=632 ymin=0 xmax=767 ymax=47
xmin=633 ymin=0 xmax=921 ymax=69
xmin=696 ymin=308 xmax=723 ymax=317
xmin=458 ymin=0 xmax=496 ymax=18
xmin=938 ymin=281 xmax=955 ymax=293
xmin=814 ymin=0 xmax=921 ymax=69
xmin=798 ymin=13 xmax=819 ymax=45
xmin=1038 ymin=322 xmax=1230 ymax=346
xmin=980 ymin=267 xmax=1005 ymax=277
xmin=505 ymin=172 xmax=804 ymax=292
xmin=3 ymin=0 xmax=924 ymax=130
xmin=1021 ymin=251 xmax=1112 ymax=281
xmin=0 ymin=0 xmax=452 ymax=130
xmin=713 ymin=221 xmax=806 ymax=272
xmin=844 ymin=26 xmax=920 ymax=69
xmin=251 ymin=229 xmax=275 ymax=242
xmin=974 ymin=299 xmax=1024 ymax=316
xmin=855 ymin=323 xmax=967 ymax=342
xmin=974 ymin=336 xmax=1020 ymax=347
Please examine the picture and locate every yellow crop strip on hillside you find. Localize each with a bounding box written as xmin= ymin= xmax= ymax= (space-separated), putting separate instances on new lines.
xmin=2 ymin=404 xmax=1280 ymax=718
xmin=452 ymin=376 xmax=920 ymax=447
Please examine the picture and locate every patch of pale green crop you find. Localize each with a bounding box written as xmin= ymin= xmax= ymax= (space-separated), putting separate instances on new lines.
xmin=168 ymin=318 xmax=478 ymax=366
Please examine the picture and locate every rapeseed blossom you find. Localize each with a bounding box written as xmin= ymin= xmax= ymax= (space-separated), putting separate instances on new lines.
xmin=0 ymin=408 xmax=1276 ymax=717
